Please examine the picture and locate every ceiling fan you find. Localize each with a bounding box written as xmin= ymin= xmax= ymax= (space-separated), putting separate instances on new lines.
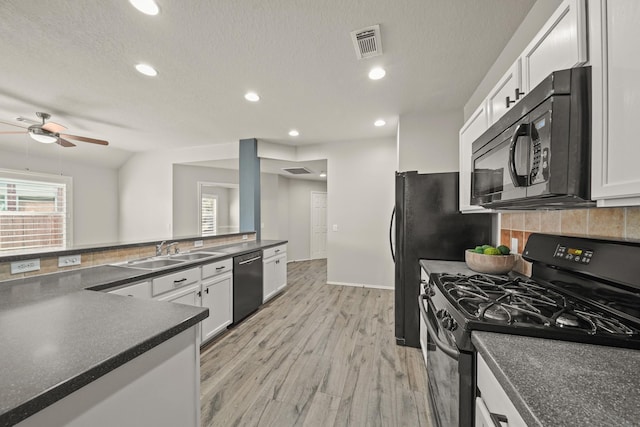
xmin=0 ymin=112 xmax=109 ymax=148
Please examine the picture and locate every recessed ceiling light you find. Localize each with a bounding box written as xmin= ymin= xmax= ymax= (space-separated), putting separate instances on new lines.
xmin=368 ymin=67 xmax=386 ymax=80
xmin=319 ymin=171 xmax=327 ymax=178
xmin=288 ymin=130 xmax=299 ymax=137
xmin=135 ymin=63 xmax=158 ymax=77
xmin=374 ymin=119 xmax=386 ymax=127
xmin=129 ymin=0 xmax=159 ymax=15
xmin=244 ymin=92 xmax=260 ymax=102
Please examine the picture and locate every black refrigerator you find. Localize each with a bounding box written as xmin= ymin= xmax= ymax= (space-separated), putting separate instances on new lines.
xmin=392 ymin=171 xmax=493 ymax=348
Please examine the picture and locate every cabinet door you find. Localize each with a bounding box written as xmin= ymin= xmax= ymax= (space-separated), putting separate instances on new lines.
xmin=201 ymin=273 xmax=233 ymax=343
xmin=591 ymin=0 xmax=640 ymax=205
xmin=521 ymin=0 xmax=587 ymax=92
xmin=487 ymin=59 xmax=522 ymax=126
xmin=459 ymin=102 xmax=491 ymax=213
xmin=262 ymin=257 xmax=277 ymax=303
xmin=274 ymin=254 xmax=287 ymax=291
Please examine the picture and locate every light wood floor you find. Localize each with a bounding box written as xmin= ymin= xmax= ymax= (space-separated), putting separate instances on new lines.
xmin=200 ymin=259 xmax=432 ymax=427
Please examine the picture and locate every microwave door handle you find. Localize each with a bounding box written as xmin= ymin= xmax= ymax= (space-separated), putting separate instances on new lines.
xmin=418 ymin=295 xmax=459 ymax=360
xmin=508 ymin=123 xmax=530 ymax=187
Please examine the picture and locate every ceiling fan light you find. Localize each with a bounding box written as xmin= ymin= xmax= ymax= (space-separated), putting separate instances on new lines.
xmin=30 ymin=132 xmax=57 ymax=144
xmin=129 ymin=0 xmax=160 ymax=15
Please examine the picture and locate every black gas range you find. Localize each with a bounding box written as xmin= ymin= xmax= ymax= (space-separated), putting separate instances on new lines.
xmin=420 ymin=233 xmax=640 ymax=427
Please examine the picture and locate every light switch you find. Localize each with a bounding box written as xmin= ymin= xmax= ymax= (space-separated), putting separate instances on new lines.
xmin=332 ymin=224 xmax=338 ymax=232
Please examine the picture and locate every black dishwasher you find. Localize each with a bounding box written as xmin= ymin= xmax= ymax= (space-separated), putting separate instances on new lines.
xmin=232 ymin=251 xmax=263 ymax=324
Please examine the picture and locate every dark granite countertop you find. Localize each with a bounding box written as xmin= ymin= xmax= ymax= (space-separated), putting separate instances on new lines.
xmin=473 ymin=332 xmax=640 ymax=427
xmin=0 ymin=239 xmax=286 ymax=425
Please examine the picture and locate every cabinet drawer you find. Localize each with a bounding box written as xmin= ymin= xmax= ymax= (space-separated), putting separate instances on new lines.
xmin=202 ymin=258 xmax=233 ymax=279
xmin=263 ymin=244 xmax=287 ymax=259
xmin=108 ymin=281 xmax=151 ymax=299
xmin=477 ymin=354 xmax=527 ymax=427
xmin=152 ymin=267 xmax=200 ymax=296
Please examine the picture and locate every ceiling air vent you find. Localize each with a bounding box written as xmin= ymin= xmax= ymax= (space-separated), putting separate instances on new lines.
xmin=283 ymin=167 xmax=313 ymax=175
xmin=350 ymin=24 xmax=382 ymax=60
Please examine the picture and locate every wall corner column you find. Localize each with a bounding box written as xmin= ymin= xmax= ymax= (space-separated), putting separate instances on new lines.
xmin=239 ymin=138 xmax=261 ymax=239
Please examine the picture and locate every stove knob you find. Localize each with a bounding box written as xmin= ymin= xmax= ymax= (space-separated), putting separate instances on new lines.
xmin=427 ymin=287 xmax=435 ymax=297
xmin=449 ymin=319 xmax=458 ymax=331
xmin=436 ymin=309 xmax=446 ymax=319
xmin=442 ymin=317 xmax=452 ymax=330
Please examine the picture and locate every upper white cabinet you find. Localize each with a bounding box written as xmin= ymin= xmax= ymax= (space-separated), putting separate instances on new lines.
xmin=459 ymin=102 xmax=491 ymax=213
xmin=590 ymin=0 xmax=640 ymax=206
xmin=487 ymin=59 xmax=522 ymax=126
xmin=521 ymin=0 xmax=588 ymax=92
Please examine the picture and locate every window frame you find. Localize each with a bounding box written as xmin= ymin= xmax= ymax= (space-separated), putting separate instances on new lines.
xmin=198 ymin=182 xmax=218 ymax=236
xmin=0 ymin=168 xmax=73 ymax=251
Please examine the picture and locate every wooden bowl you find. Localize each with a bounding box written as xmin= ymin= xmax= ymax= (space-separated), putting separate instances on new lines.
xmin=465 ymin=250 xmax=516 ymax=275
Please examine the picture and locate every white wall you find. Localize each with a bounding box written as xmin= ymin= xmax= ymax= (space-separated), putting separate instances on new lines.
xmin=0 ymin=148 xmax=119 ymax=246
xmin=463 ymin=0 xmax=563 ymax=120
xmin=297 ymin=138 xmax=395 ymax=289
xmin=260 ymin=173 xmax=279 ymax=240
xmin=397 ymin=108 xmax=462 ymax=173
xmin=118 ymin=142 xmax=237 ymax=242
xmin=172 ymin=164 xmax=238 ymax=237
xmin=277 ymin=176 xmax=290 ymax=241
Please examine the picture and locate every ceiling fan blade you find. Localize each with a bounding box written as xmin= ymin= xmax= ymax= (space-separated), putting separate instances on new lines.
xmin=56 ymin=137 xmax=76 ymax=148
xmin=0 ymin=120 xmax=28 ymax=129
xmin=42 ymin=122 xmax=67 ymax=133
xmin=0 ymin=131 xmax=27 ymax=134
xmin=60 ymin=133 xmax=109 ymax=146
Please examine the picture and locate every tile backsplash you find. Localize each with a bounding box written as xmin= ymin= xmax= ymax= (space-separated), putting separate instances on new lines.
xmin=500 ymin=207 xmax=640 ymax=276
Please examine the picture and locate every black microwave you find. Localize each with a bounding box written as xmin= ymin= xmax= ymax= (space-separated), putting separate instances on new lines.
xmin=471 ymin=66 xmax=593 ymax=209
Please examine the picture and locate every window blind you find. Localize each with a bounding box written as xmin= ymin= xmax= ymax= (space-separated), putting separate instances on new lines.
xmin=201 ymin=194 xmax=217 ymax=236
xmin=0 ymin=174 xmax=69 ymax=251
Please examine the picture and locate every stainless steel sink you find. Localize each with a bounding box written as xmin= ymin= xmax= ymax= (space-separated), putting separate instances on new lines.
xmin=171 ymin=252 xmax=215 ymax=261
xmin=125 ymin=258 xmax=184 ymax=270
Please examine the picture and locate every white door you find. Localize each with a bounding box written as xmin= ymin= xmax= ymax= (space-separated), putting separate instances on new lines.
xmin=310 ymin=191 xmax=327 ymax=259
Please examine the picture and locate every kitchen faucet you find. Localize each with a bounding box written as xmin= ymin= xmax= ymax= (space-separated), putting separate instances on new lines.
xmin=155 ymin=241 xmax=166 ymax=256
xmin=167 ymin=242 xmax=179 ymax=255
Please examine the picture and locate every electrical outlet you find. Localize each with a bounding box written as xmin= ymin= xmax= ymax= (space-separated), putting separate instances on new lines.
xmin=58 ymin=254 xmax=81 ymax=267
xmin=11 ymin=259 xmax=40 ymax=274
xmin=242 ymin=234 xmax=248 ymax=240
xmin=194 ymin=240 xmax=204 ymax=247
xmin=332 ymin=224 xmax=338 ymax=232
xmin=511 ymin=237 xmax=519 ymax=254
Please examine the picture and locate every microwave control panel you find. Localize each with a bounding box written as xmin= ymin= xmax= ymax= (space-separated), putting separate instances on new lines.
xmin=554 ymin=244 xmax=593 ymax=264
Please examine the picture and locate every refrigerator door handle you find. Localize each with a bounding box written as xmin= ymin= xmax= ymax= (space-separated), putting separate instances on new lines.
xmin=389 ymin=206 xmax=396 ymax=262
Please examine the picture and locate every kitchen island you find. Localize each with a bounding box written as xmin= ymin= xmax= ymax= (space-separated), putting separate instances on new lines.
xmin=0 ymin=239 xmax=286 ymax=426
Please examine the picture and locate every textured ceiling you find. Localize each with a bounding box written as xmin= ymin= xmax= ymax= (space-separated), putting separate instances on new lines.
xmin=0 ymin=0 xmax=535 ymax=166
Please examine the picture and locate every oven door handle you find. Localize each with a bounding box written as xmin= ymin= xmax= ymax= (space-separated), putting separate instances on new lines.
xmin=418 ymin=295 xmax=459 ymax=360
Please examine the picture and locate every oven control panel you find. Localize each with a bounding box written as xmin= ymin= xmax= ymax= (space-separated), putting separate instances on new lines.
xmin=553 ymin=244 xmax=593 ymax=264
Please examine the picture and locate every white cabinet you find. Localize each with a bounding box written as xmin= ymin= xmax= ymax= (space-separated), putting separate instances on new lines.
xmin=156 ymin=282 xmax=201 ymax=306
xmin=108 ymin=281 xmax=151 ymax=299
xmin=476 ymin=354 xmax=527 ymax=427
xmin=521 ymin=0 xmax=587 ymax=93
xmin=263 ymin=244 xmax=287 ymax=303
xmin=459 ymin=102 xmax=491 ymax=213
xmin=152 ymin=267 xmax=200 ymax=297
xmin=487 ymin=59 xmax=522 ymax=126
xmin=590 ymin=0 xmax=640 ymax=206
xmin=200 ymin=258 xmax=233 ymax=343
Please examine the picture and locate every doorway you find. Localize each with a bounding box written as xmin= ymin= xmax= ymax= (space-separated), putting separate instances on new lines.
xmin=310 ymin=191 xmax=327 ymax=259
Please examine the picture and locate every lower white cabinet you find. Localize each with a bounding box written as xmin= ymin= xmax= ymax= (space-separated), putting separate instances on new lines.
xmin=476 ymin=354 xmax=526 ymax=427
xmin=107 ymin=281 xmax=151 ymax=299
xmin=200 ymin=259 xmax=233 ymax=343
xmin=156 ymin=282 xmax=201 ymax=306
xmin=263 ymin=245 xmax=287 ymax=303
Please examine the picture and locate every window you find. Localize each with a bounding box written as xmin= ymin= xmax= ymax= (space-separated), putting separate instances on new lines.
xmin=0 ymin=169 xmax=72 ymax=252
xmin=200 ymin=193 xmax=217 ymax=236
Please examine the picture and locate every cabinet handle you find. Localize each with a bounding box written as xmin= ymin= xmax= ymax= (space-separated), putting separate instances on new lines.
xmin=505 ymin=96 xmax=516 ymax=108
xmin=205 ymin=288 xmax=209 ymax=294
xmin=489 ymin=412 xmax=508 ymax=427
xmin=197 ymin=291 xmax=202 ymax=297
xmin=275 ymin=249 xmax=280 ymax=253
xmin=276 ymin=260 xmax=279 ymax=264
xmin=515 ymin=87 xmax=525 ymax=100
xmin=215 ymin=266 xmax=225 ymax=271
xmin=173 ymin=278 xmax=187 ymax=284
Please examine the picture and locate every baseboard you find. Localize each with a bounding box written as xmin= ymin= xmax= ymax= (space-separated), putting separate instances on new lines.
xmin=327 ymin=281 xmax=393 ymax=290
